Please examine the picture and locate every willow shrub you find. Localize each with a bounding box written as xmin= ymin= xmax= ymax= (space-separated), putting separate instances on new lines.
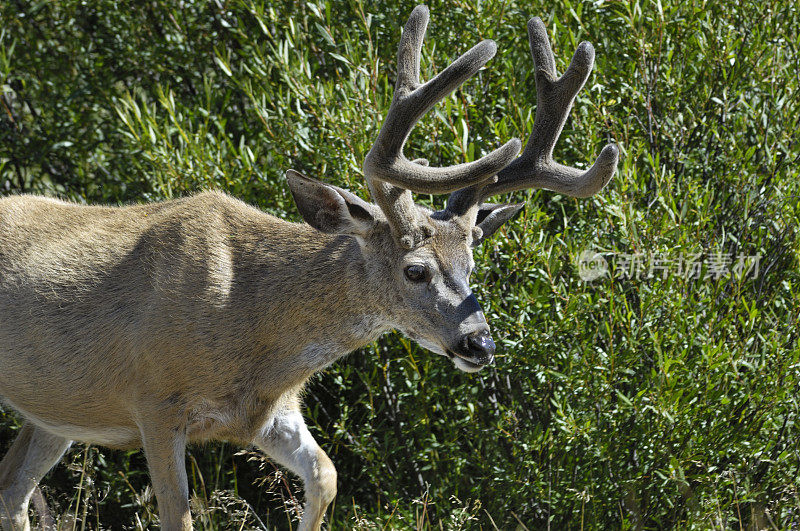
xmin=1 ymin=0 xmax=798 ymax=528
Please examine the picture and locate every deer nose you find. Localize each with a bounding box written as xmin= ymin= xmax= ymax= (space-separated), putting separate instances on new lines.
xmin=464 ymin=330 xmax=495 ymax=362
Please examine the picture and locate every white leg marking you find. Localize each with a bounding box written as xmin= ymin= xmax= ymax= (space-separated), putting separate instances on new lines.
xmin=255 ymin=408 xmax=337 ymax=531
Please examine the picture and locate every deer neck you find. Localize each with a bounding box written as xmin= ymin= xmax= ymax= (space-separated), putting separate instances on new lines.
xmin=245 ymin=221 xmax=391 ymax=369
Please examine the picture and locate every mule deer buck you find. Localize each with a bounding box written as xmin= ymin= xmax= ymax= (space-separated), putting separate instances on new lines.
xmin=0 ymin=5 xmax=617 ymax=530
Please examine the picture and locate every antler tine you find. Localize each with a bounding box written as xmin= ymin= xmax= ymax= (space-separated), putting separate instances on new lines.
xmin=447 ymin=17 xmax=618 ymax=216
xmin=487 ymin=17 xmax=619 ymax=197
xmin=364 ymin=5 xmax=521 ymax=248
xmin=365 ymin=6 xmax=520 ymax=193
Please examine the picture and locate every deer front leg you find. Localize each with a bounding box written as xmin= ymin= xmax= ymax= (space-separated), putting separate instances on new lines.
xmin=254 ymin=407 xmax=337 ymax=531
xmin=0 ymin=423 xmax=71 ymax=531
xmin=139 ymin=418 xmax=192 ymax=531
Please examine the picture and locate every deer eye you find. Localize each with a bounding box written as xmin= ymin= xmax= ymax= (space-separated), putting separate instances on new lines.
xmin=404 ymin=264 xmax=428 ymax=283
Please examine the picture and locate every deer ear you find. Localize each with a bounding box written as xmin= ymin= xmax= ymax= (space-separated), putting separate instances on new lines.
xmin=286 ymin=170 xmax=377 ymax=236
xmin=472 ymin=203 xmax=524 ymax=246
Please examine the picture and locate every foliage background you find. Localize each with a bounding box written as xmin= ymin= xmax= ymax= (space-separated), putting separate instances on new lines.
xmin=1 ymin=0 xmax=799 ymax=528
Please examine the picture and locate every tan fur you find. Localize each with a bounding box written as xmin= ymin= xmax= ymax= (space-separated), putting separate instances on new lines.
xmin=0 ymin=191 xmax=488 ymax=530
xmin=1 ymin=193 xmax=377 ymax=437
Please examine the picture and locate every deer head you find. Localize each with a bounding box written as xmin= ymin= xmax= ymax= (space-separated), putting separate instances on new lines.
xmin=287 ymin=5 xmax=618 ymax=373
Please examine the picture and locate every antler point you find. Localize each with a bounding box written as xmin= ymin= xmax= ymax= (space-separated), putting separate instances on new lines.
xmin=600 ymin=143 xmax=620 ymax=165
xmin=528 ymin=17 xmax=545 ymax=28
xmin=411 ymin=5 xmax=429 ymax=19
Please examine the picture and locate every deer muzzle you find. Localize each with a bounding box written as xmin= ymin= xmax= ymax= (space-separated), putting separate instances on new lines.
xmin=452 ymin=329 xmax=495 ymax=367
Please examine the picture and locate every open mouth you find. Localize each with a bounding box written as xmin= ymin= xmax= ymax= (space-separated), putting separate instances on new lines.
xmin=446 ymin=349 xmax=487 ymax=370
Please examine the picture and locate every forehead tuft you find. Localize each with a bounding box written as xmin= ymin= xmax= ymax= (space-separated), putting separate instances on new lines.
xmin=425 ymin=216 xmax=472 ymax=254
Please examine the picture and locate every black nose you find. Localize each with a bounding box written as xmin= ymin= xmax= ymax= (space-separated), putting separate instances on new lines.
xmin=463 ymin=331 xmax=495 ymax=362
